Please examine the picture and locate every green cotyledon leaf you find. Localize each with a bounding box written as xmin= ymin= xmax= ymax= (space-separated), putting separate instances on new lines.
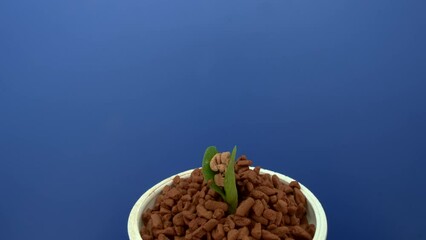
xmin=224 ymin=145 xmax=238 ymax=214
xmin=202 ymin=146 xmax=225 ymax=199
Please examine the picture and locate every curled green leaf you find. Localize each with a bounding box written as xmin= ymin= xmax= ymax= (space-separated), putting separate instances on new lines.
xmin=201 ymin=145 xmax=239 ymax=214
xmin=202 ymin=146 xmax=225 ymax=199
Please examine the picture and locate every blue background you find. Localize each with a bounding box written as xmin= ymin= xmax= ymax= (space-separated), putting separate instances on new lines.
xmin=1 ymin=0 xmax=425 ymax=239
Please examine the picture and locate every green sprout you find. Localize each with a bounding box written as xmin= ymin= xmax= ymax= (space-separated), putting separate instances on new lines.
xmin=202 ymin=146 xmax=238 ymax=214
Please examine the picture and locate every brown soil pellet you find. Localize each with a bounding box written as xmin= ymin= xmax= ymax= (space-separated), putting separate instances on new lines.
xmin=263 ymin=208 xmax=277 ymax=221
xmin=275 ymin=211 xmax=283 ymax=226
xmin=233 ymin=215 xmax=251 ymax=227
xmin=140 ymin=156 xmax=315 ymax=239
xmin=252 ymin=199 xmax=264 ymax=216
xmin=291 ymin=226 xmax=313 ymax=240
xmin=238 ymin=226 xmax=250 ymax=238
xmin=212 ymin=208 xmax=224 ymax=219
xmin=223 ymin=216 xmax=235 ymax=232
xmin=294 ymin=188 xmax=307 ymax=206
xmin=192 ymin=226 xmax=206 ymax=239
xmin=257 ymin=186 xmax=277 ymax=196
xmin=288 ymin=205 xmax=298 ymax=215
xmin=274 ymin=199 xmax=288 ymax=214
xmin=166 ymin=188 xmax=181 ymax=200
xmin=203 ymin=219 xmax=218 ymax=232
xmin=196 ymin=205 xmax=213 ymax=219
xmin=236 ymin=159 xmax=253 ymax=166
xmin=157 ymin=233 xmax=167 ymax=240
xmin=227 ymin=229 xmax=239 ymax=240
xmin=262 ymin=229 xmax=281 ymax=240
xmin=204 ymin=200 xmax=228 ymax=212
xmin=161 ymin=227 xmax=174 ymax=236
xmin=271 ymin=226 xmax=290 ymax=237
xmin=151 ymin=214 xmax=163 ymax=229
xmin=289 ymin=181 xmax=301 ymax=189
xmin=251 ymin=222 xmax=262 ymax=239
xmin=212 ymin=223 xmax=225 ymax=239
xmin=251 ymin=213 xmax=269 ymax=225
xmin=235 ymin=197 xmax=255 ymax=217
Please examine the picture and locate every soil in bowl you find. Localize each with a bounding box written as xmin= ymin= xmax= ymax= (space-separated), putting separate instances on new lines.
xmin=140 ymin=155 xmax=316 ymax=240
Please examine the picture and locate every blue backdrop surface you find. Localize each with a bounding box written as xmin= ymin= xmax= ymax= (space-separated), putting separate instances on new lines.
xmin=1 ymin=0 xmax=425 ymax=239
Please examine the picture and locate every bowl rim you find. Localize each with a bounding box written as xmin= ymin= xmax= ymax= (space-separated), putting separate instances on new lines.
xmin=128 ymin=168 xmax=327 ymax=240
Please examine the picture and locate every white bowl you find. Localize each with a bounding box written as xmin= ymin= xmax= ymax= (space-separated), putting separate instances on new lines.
xmin=128 ymin=168 xmax=327 ymax=240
